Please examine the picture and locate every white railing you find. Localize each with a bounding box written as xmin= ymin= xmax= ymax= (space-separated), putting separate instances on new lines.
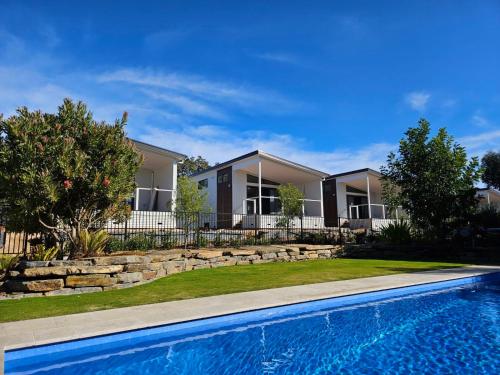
xmin=243 ymin=196 xmax=322 ymax=216
xmin=134 ymin=187 xmax=176 ymax=211
xmin=349 ymin=203 xmax=405 ymax=220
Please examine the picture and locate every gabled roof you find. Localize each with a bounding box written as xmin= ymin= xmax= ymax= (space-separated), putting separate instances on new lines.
xmin=325 ymin=168 xmax=382 ymax=180
xmin=190 ymin=150 xmax=329 ymax=178
xmin=129 ymin=138 xmax=187 ymax=161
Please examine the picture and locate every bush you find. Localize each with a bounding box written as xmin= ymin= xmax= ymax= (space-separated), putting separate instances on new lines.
xmin=30 ymin=244 xmax=59 ymax=261
xmin=471 ymin=206 xmax=500 ymax=228
xmin=0 ymin=255 xmax=18 ymax=275
xmin=378 ymin=220 xmax=413 ymax=245
xmin=78 ymin=230 xmax=109 ymax=257
xmin=123 ymin=233 xmax=156 ymax=251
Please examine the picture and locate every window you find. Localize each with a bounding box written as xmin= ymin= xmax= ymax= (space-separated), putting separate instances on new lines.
xmin=198 ymin=179 xmax=208 ymax=190
xmin=246 ymin=174 xmax=280 ymax=186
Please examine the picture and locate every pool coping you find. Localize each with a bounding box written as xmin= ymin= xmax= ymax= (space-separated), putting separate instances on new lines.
xmin=1 ymin=265 xmax=499 ymax=373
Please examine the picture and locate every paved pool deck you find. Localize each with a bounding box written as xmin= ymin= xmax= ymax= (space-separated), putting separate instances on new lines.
xmin=1 ymin=265 xmax=499 ymax=373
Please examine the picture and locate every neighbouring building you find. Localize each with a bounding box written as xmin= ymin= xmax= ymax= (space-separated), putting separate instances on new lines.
xmin=190 ymin=150 xmax=329 ymax=229
xmin=476 ymin=188 xmax=500 ymax=210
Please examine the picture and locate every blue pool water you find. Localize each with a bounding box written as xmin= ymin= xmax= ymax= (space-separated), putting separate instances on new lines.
xmin=5 ymin=273 xmax=500 ymax=374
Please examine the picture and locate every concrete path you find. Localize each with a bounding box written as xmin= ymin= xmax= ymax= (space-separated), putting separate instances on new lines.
xmin=1 ymin=265 xmax=499 ymax=373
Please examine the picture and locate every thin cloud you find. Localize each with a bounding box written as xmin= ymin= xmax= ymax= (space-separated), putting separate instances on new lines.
xmin=405 ymin=91 xmax=431 ymax=111
xmin=138 ymin=124 xmax=395 ymax=173
xmin=459 ymin=129 xmax=500 ymax=155
xmin=252 ymin=52 xmax=301 ymax=65
xmin=96 ymin=68 xmax=301 ymax=114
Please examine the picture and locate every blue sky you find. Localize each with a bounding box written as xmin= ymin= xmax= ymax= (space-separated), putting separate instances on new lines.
xmin=1 ymin=0 xmax=499 ymax=173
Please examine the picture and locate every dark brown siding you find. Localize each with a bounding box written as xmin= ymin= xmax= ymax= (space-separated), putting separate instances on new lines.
xmin=217 ymin=166 xmax=233 ymax=228
xmin=323 ymin=179 xmax=338 ymax=227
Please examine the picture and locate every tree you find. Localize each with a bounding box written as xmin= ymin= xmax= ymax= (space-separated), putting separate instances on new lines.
xmin=277 ymin=183 xmax=304 ymax=238
xmin=0 ymin=99 xmax=142 ymax=256
xmin=380 ymin=119 xmax=481 ymax=238
xmin=481 ymin=151 xmax=500 ymax=190
xmin=175 ymin=176 xmax=209 ymax=248
xmin=177 ymin=156 xmax=210 ymax=177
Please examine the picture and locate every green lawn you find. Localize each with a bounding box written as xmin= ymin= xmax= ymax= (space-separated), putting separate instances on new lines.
xmin=0 ymin=259 xmax=464 ymax=323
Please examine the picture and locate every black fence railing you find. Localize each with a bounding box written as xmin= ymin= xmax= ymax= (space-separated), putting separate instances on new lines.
xmin=1 ymin=210 xmax=380 ymax=254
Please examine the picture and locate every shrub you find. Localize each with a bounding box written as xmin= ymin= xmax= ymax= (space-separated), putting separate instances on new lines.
xmin=78 ymin=230 xmax=109 ymax=257
xmin=106 ymin=237 xmax=125 ymax=253
xmin=124 ymin=233 xmax=156 ymax=251
xmin=378 ymin=220 xmax=413 ymax=244
xmin=471 ymin=206 xmax=500 ymax=228
xmin=160 ymin=232 xmax=178 ymax=249
xmin=30 ymin=244 xmax=59 ymax=261
xmin=0 ymin=255 xmax=18 ymax=275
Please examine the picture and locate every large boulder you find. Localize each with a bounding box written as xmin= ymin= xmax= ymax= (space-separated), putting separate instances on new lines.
xmin=65 ymin=274 xmax=117 ymax=287
xmin=5 ymin=279 xmax=64 ymax=292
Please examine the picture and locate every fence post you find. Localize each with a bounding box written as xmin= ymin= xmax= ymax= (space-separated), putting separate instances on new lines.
xmin=338 ymin=216 xmax=342 ymax=245
xmin=254 ymin=214 xmax=258 ymax=245
xmin=300 ymin=215 xmax=304 ymax=242
xmin=23 ymin=233 xmax=28 ymax=258
xmin=124 ymin=218 xmax=128 ymax=241
xmin=196 ymin=212 xmax=201 ymax=248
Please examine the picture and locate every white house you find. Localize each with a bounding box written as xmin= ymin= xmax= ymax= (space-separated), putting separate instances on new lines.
xmin=190 ymin=150 xmax=329 ymax=229
xmin=323 ymin=168 xmax=404 ymax=230
xmin=107 ymin=139 xmax=186 ymax=230
xmin=131 ymin=139 xmax=186 ymax=212
xmin=476 ymin=188 xmax=500 ymax=210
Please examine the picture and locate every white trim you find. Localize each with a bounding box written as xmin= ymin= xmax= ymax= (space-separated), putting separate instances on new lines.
xmin=366 ymin=175 xmax=372 ymax=218
xmin=258 ymin=159 xmax=262 ymax=215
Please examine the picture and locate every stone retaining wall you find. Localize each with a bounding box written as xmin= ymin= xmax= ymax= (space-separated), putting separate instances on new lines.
xmin=0 ymin=244 xmax=343 ymax=299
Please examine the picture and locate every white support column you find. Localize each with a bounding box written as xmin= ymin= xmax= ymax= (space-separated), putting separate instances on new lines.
xmin=135 ymin=188 xmax=140 ymax=211
xmin=171 ymin=162 xmax=178 ymax=212
xmin=487 ymin=192 xmax=491 ymax=207
xmin=366 ymin=175 xmax=372 ymax=218
xmin=258 ymin=159 xmax=262 ymax=215
xmin=319 ymin=179 xmax=324 ymax=217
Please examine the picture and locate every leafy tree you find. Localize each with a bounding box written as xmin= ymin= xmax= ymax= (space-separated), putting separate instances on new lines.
xmin=175 ymin=176 xmax=209 ymax=248
xmin=0 ymin=99 xmax=142 ymax=256
xmin=277 ymin=183 xmax=304 ymax=238
xmin=481 ymin=151 xmax=500 ymax=190
xmin=178 ymin=156 xmax=210 ymax=177
xmin=381 ymin=119 xmax=481 ymax=238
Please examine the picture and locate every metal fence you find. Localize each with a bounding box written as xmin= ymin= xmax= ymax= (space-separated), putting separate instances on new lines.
xmin=0 ymin=210 xmax=394 ymax=254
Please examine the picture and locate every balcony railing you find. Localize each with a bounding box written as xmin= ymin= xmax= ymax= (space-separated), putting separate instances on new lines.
xmin=349 ymin=203 xmax=406 ymax=220
xmin=133 ymin=187 xmax=176 ymax=211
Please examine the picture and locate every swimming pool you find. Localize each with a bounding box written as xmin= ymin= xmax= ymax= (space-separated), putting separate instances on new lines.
xmin=5 ymin=273 xmax=499 ymax=374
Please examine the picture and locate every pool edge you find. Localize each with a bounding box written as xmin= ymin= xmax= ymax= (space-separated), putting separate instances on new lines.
xmin=2 ymin=265 xmax=500 ymax=374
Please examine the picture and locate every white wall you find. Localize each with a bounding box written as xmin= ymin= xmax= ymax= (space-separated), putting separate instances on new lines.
xmin=191 ymin=171 xmax=217 ymax=212
xmin=232 ymin=170 xmax=247 ymax=214
xmin=336 ymin=182 xmax=348 ymax=218
xmin=303 ymin=179 xmax=323 ymax=216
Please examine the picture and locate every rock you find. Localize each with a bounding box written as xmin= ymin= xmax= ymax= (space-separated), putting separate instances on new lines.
xmin=155 ymin=268 xmax=166 ymax=277
xmin=65 ymin=274 xmax=117 ymax=287
xmin=262 ymin=253 xmax=277 ymax=260
xmin=8 ymin=270 xmax=20 ymax=278
xmin=276 ymin=252 xmax=289 ymax=258
xmin=124 ymin=263 xmax=149 ymax=272
xmin=195 ymin=250 xmax=223 ymax=260
xmin=146 ymin=262 xmax=163 ymax=271
xmin=256 ymin=247 xmax=280 ymax=255
xmin=307 ymin=253 xmax=319 ymax=259
xmin=224 ymin=249 xmax=256 ymax=256
xmin=103 ymin=283 xmax=133 ymax=291
xmin=116 ymin=272 xmax=143 ymax=283
xmin=286 ymin=248 xmax=301 ymax=256
xmin=77 ymin=265 xmax=124 ymax=274
xmin=45 ymin=288 xmax=83 ymax=296
xmin=295 ymin=255 xmax=308 ymax=260
xmin=90 ymin=256 xmax=148 ymax=266
xmin=5 ymin=279 xmax=64 ymax=292
xmin=18 ymin=261 xmax=50 ymax=269
xmin=142 ymin=270 xmax=157 ymax=280
xmin=304 ymin=245 xmax=334 ymax=251
xmin=49 ymin=260 xmax=92 ymax=267
xmin=317 ymin=250 xmax=332 ymax=255
xmin=22 ymin=266 xmax=76 ymax=277
xmin=236 ymin=260 xmax=251 ymax=265
xmin=193 ymin=264 xmax=211 ymax=270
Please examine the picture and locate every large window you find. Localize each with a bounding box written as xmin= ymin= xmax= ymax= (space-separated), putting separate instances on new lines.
xmin=246 ymin=186 xmax=281 ymax=214
xmin=198 ymin=179 xmax=208 ymax=190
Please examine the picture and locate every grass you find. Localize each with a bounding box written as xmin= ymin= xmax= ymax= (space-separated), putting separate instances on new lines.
xmin=0 ymin=259 xmax=464 ymax=323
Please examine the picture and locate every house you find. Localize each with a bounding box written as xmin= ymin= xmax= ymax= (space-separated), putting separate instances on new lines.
xmin=106 ymin=139 xmax=186 ymax=230
xmin=476 ymin=188 xmax=500 ymax=210
xmin=131 ymin=139 xmax=187 ymax=212
xmin=190 ymin=150 xmax=329 ymax=229
xmin=323 ymin=168 xmax=404 ymax=230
